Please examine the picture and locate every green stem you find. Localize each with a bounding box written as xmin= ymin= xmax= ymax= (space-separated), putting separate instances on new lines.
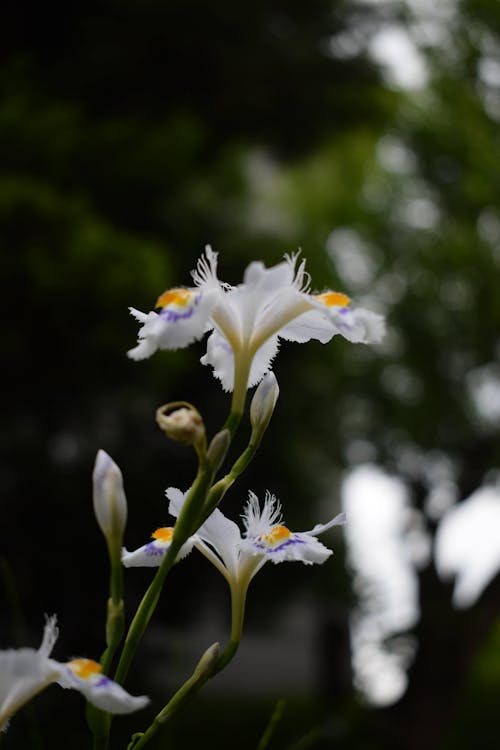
xmin=102 ymin=544 xmax=125 ymax=672
xmin=113 ymin=463 xmax=214 ymax=688
xmin=88 ymin=548 xmax=125 ymax=749
xmin=202 ymin=432 xmax=262 ymax=519
xmin=127 ymin=643 xmax=220 ymax=750
xmin=231 ymin=353 xmax=251 ymax=420
xmin=213 ymin=578 xmax=247 ymax=674
xmin=256 ymin=699 xmax=286 ymax=750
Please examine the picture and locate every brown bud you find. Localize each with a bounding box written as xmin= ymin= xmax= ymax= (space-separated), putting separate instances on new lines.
xmin=156 ymin=401 xmax=206 ymax=447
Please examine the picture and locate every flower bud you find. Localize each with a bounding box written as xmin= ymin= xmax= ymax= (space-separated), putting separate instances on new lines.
xmin=92 ymin=450 xmax=128 ymax=546
xmin=193 ymin=642 xmax=220 ymax=681
xmin=207 ymin=429 xmax=230 ymax=472
xmin=250 ymin=372 xmax=279 ymax=433
xmin=156 ymin=402 xmax=206 ymax=447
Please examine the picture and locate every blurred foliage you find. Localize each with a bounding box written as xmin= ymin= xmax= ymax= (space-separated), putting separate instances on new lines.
xmin=2 ymin=0 xmax=500 ymax=749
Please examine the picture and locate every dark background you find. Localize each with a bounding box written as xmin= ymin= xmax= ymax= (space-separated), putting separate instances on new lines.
xmin=2 ymin=1 xmax=500 ymax=748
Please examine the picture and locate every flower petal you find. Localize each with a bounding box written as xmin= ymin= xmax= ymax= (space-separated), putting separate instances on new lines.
xmin=196 ymin=508 xmax=242 ymax=574
xmin=200 ymin=330 xmax=235 ymax=391
xmin=121 ymin=534 xmax=195 ymax=568
xmin=165 ymin=486 xmax=186 ymax=517
xmin=56 ymin=662 xmax=149 ymax=714
xmin=0 ymin=617 xmax=60 ymax=730
xmin=127 ymin=286 xmax=219 ymax=360
xmin=306 ymin=512 xmax=347 ymax=536
xmin=278 ymin=309 xmax=337 ymax=344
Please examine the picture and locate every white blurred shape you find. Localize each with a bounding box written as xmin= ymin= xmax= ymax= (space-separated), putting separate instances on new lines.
xmin=435 ymin=486 xmax=500 ymax=607
xmin=342 ymin=464 xmax=426 ymax=704
xmin=369 ymin=26 xmax=427 ymax=89
xmin=467 ymin=364 xmax=500 ymax=426
xmin=327 ymin=228 xmax=376 ymax=288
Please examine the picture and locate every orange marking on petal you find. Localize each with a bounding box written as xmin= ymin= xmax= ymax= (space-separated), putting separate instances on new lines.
xmin=261 ymin=525 xmax=292 ymax=546
xmin=68 ymin=658 xmax=102 ymax=680
xmin=152 ymin=527 xmax=174 ymax=543
xmin=316 ymin=291 xmax=351 ymax=308
xmin=156 ymin=288 xmax=192 ymax=309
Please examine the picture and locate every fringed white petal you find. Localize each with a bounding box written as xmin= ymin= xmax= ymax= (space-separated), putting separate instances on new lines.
xmin=248 ymin=336 xmax=280 ymax=388
xmin=165 ymin=486 xmax=187 ymax=517
xmin=306 ymin=512 xmax=347 ymax=536
xmin=56 ymin=666 xmax=149 ymax=714
xmin=200 ymin=330 xmax=235 ymax=391
xmin=278 ymin=309 xmax=336 ymax=344
xmin=266 ymin=534 xmax=333 ymax=565
xmin=121 ymin=536 xmax=195 ymax=568
xmin=242 ymin=491 xmax=282 ymax=538
xmin=127 ymin=288 xmax=219 ymax=360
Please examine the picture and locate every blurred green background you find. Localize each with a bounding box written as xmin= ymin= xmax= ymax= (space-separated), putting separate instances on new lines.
xmin=2 ymin=0 xmax=500 ymax=748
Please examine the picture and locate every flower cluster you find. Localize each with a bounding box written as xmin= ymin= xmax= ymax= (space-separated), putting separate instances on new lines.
xmin=1 ymin=248 xmax=384 ymax=744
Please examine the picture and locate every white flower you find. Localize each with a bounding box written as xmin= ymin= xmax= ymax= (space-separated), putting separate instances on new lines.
xmin=0 ymin=617 xmax=149 ymax=730
xmin=128 ymin=248 xmax=385 ymax=396
xmin=167 ymin=487 xmax=346 ymax=587
xmin=121 ymin=526 xmax=196 ymax=568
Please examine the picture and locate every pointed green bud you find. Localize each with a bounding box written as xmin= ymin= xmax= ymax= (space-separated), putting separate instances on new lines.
xmin=92 ymin=450 xmax=128 ymax=546
xmin=156 ymin=401 xmax=206 ymax=448
xmin=250 ymin=372 xmax=279 ymax=433
xmin=193 ymin=642 xmax=220 ymax=681
xmin=207 ymin=429 xmax=231 ymax=472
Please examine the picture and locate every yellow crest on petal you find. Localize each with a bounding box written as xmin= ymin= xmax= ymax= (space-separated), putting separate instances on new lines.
xmin=156 ymin=288 xmax=192 ymax=309
xmin=68 ymin=658 xmax=102 ymax=680
xmin=260 ymin=524 xmax=292 ymax=548
xmin=315 ymin=291 xmax=351 ymax=308
xmin=152 ymin=527 xmax=174 ymax=542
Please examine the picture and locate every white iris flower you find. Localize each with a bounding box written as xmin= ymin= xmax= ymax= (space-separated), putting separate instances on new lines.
xmin=122 ymin=488 xmax=344 ymax=643
xmin=0 ymin=616 xmax=149 ymax=730
xmin=128 ymin=248 xmax=385 ymax=404
xmin=166 ymin=487 xmax=345 ymax=586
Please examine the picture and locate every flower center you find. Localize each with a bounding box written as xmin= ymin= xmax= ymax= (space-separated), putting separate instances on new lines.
xmin=259 ymin=524 xmax=292 ymax=548
xmin=156 ymin=288 xmax=193 ymax=308
xmin=68 ymin=658 xmax=102 ymax=680
xmin=315 ymin=291 xmax=351 ymax=308
xmin=152 ymin=527 xmax=174 ymax=543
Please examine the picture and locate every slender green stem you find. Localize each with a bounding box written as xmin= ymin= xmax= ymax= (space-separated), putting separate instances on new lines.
xmin=113 ymin=536 xmax=181 ymax=688
xmin=202 ymin=433 xmax=262 ymax=519
xmin=101 ymin=543 xmax=125 ymax=673
xmin=230 ymin=352 xmax=251 ymax=421
xmin=256 ymin=699 xmax=286 ymax=750
xmin=127 ymin=644 xmax=220 ymax=750
xmin=213 ymin=578 xmax=248 ymax=674
xmin=113 ymin=463 xmax=214 ymax=688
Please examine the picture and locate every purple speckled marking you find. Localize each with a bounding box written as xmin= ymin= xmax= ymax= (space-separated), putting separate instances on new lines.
xmin=94 ymin=676 xmax=112 ymax=688
xmin=336 ymin=308 xmax=353 ymax=329
xmin=215 ymin=337 xmax=232 ymax=353
xmin=145 ymin=542 xmax=165 ymax=557
xmin=159 ymin=293 xmax=201 ymax=323
xmin=253 ymin=536 xmax=306 ymax=553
